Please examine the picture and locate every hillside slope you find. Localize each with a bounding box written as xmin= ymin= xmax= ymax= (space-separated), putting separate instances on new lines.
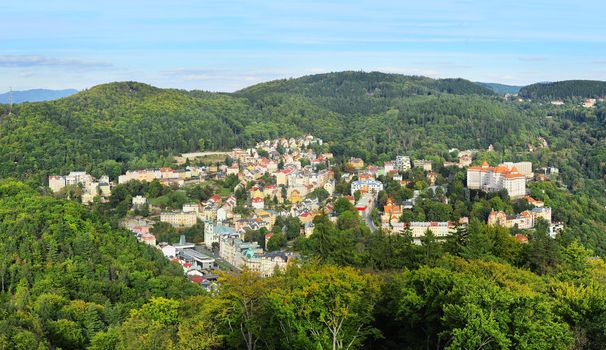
xmin=0 ymin=180 xmax=201 ymax=348
xmin=0 ymin=74 xmax=520 ymax=183
xmin=519 ymin=80 xmax=606 ymax=99
xmin=237 ymin=71 xmax=495 ymax=99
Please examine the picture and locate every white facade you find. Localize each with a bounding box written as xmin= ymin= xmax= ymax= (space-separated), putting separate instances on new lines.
xmin=467 ymin=162 xmax=526 ymax=198
xmin=351 ymin=180 xmax=384 ymax=195
xmin=394 ymin=156 xmax=411 ymax=171
xmin=409 ymin=221 xmax=455 ymax=243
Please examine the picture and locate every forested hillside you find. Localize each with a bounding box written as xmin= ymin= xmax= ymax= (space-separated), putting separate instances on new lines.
xmin=0 ymin=180 xmax=201 ymax=349
xmin=1 ymin=72 xmax=605 ymax=197
xmin=0 ymin=73 xmax=524 ymax=184
xmin=519 ymin=80 xmax=606 ymax=99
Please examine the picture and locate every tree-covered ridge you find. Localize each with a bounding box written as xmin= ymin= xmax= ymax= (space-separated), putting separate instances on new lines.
xmin=0 ymin=180 xmax=200 ymax=349
xmin=519 ymin=80 xmax=606 ymax=99
xmin=237 ymin=71 xmax=495 ymax=99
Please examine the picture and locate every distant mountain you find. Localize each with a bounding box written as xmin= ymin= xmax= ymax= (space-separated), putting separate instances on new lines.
xmin=475 ymin=82 xmax=522 ymax=95
xmin=0 ymin=88 xmax=78 ymax=103
xmin=519 ymin=80 xmax=606 ymax=99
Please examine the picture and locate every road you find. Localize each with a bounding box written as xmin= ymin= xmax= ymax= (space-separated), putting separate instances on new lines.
xmin=364 ymin=212 xmax=378 ymax=232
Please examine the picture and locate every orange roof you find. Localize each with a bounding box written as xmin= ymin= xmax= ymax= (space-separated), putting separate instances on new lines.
xmin=494 ymin=165 xmax=509 ymax=173
xmin=505 ymin=173 xmax=525 ymax=179
xmin=510 ymin=166 xmax=519 ymax=173
xmin=482 ymin=161 xmax=489 ymax=167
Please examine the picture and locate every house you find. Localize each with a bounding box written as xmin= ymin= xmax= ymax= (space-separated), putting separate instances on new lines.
xmin=132 ymin=195 xmax=147 ymax=208
xmin=347 ymin=157 xmax=365 ymax=170
xmin=583 ymin=98 xmax=597 ymax=108
xmin=299 ymin=211 xmax=315 ymax=224
xmin=381 ymin=198 xmax=402 ymax=224
xmin=139 ymin=233 xmax=156 ymax=246
xmin=355 ymin=192 xmax=375 ymax=216
xmin=303 ymin=222 xmax=315 ymax=237
xmin=413 ymin=159 xmax=432 ymax=172
xmin=514 ymin=234 xmax=529 ymax=244
xmin=525 ymin=196 xmax=544 ymax=207
xmin=252 ymin=197 xmax=264 ymax=210
xmin=289 ymin=189 xmax=303 ymax=203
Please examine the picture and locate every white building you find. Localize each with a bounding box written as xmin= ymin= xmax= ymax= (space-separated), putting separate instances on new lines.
xmin=467 ymin=162 xmax=526 ymax=198
xmin=251 ymin=197 xmax=264 ymax=210
xmin=48 ymin=171 xmax=94 ymax=193
xmin=204 ymin=221 xmax=238 ymax=249
xmin=409 ymin=221 xmax=456 ymax=243
xmin=132 ymin=195 xmax=147 ymax=208
xmin=501 ymin=161 xmax=533 ymax=177
xmin=413 ymin=160 xmax=433 ymax=172
xmin=351 ymin=180 xmax=384 ymax=195
xmin=394 ymin=156 xmax=411 ymax=172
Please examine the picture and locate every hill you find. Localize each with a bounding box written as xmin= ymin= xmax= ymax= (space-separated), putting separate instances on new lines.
xmin=0 ymin=88 xmax=78 ymax=103
xmin=476 ymin=82 xmax=522 ymax=95
xmin=237 ymin=71 xmax=495 ymax=99
xmin=0 ymin=180 xmax=201 ymax=348
xmin=519 ymin=80 xmax=606 ymax=99
xmin=0 ymin=74 xmax=513 ymax=183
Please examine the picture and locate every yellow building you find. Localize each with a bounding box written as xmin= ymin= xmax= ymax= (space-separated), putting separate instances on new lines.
xmin=289 ymin=189 xmax=303 ymax=203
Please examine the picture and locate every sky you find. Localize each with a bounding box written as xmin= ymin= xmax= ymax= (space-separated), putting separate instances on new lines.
xmin=1 ymin=0 xmax=605 ymax=92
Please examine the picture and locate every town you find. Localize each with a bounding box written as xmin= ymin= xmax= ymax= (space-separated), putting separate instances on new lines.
xmin=48 ymin=135 xmax=564 ymax=286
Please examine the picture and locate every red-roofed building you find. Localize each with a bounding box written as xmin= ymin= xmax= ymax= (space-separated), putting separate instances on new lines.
xmin=514 ymin=234 xmax=529 ymax=244
xmin=467 ymin=162 xmax=526 ymax=198
xmin=252 ymin=197 xmax=264 ymax=210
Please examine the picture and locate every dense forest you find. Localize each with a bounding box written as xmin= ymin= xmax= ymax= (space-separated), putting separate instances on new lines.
xmin=0 ymin=180 xmax=201 ymax=349
xmin=519 ymin=80 xmax=606 ymax=99
xmin=3 ymin=72 xmax=606 ymax=348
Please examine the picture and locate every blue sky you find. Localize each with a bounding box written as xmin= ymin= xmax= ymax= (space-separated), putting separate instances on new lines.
xmin=1 ymin=0 xmax=605 ymax=92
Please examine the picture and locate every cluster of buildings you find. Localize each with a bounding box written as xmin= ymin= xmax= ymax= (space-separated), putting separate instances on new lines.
xmin=49 ymin=171 xmax=112 ymax=204
xmin=57 ymin=133 xmax=567 ymax=281
xmin=219 ymin=236 xmax=298 ymax=277
xmin=443 ymin=149 xmax=474 ymax=168
xmin=466 ymin=161 xmax=531 ymax=198
xmin=487 ymin=196 xmax=563 ymax=238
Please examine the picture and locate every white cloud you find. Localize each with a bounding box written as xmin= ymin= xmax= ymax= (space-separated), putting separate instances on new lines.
xmin=0 ymin=55 xmax=112 ymax=69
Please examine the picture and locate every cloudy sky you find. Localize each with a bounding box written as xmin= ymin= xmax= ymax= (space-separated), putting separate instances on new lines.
xmin=1 ymin=0 xmax=605 ymax=92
